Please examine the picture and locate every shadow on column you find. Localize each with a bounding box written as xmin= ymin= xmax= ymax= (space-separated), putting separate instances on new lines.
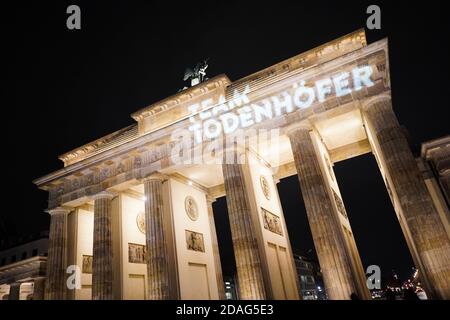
xmin=277 ymin=154 xmax=417 ymax=299
xmin=334 ymin=154 xmax=415 ymax=293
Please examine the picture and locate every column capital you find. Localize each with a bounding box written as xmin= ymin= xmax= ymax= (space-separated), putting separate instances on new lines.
xmin=8 ymin=282 xmax=21 ymax=300
xmin=206 ymin=194 xmax=217 ymax=204
xmin=8 ymin=282 xmax=21 ymax=287
xmin=284 ymin=120 xmax=313 ymax=137
xmin=45 ymin=206 xmax=72 ymax=216
xmin=92 ymin=190 xmax=116 ymax=201
xmin=221 ymin=144 xmax=247 ymax=166
xmin=142 ymin=172 xmax=168 ymax=183
xmin=33 ymin=276 xmax=47 ymax=281
xmin=360 ymin=93 xmax=392 ymax=112
xmin=221 ymin=142 xmax=247 ymax=155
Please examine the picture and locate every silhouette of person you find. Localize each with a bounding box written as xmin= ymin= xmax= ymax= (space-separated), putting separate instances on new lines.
xmin=350 ymin=293 xmax=360 ymax=300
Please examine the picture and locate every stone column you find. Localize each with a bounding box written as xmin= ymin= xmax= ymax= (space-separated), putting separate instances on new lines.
xmin=222 ymin=161 xmax=266 ymax=300
xmin=45 ymin=207 xmax=70 ymax=300
xmin=33 ymin=277 xmax=46 ymax=300
xmin=287 ymin=124 xmax=357 ymax=300
xmin=144 ymin=175 xmax=171 ymax=300
xmin=92 ymin=191 xmax=115 ymax=300
xmin=362 ymin=96 xmax=450 ymax=299
xmin=8 ymin=283 xmax=21 ymax=300
xmin=206 ymin=195 xmax=226 ymax=300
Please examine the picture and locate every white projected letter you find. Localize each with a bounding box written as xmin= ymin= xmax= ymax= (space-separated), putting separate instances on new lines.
xmin=252 ymin=100 xmax=273 ymax=123
xmin=220 ymin=112 xmax=240 ymax=134
xmin=272 ymin=92 xmax=293 ymax=116
xmin=333 ymin=72 xmax=351 ymax=97
xmin=352 ymin=66 xmax=374 ymax=91
xmin=294 ymin=81 xmax=315 ymax=109
xmin=203 ymin=119 xmax=222 ymax=139
xmin=238 ymin=106 xmax=254 ymax=128
xmin=228 ymin=85 xmax=250 ymax=109
xmin=315 ymin=78 xmax=333 ymax=102
xmin=188 ymin=123 xmax=203 ymax=144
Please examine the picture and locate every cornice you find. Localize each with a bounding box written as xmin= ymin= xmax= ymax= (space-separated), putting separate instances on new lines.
xmin=58 ymin=125 xmax=138 ymax=167
xmin=420 ymin=136 xmax=450 ymax=159
xmin=34 ymin=34 xmax=389 ymax=193
xmin=229 ymin=29 xmax=367 ymax=91
xmin=130 ymin=74 xmax=231 ymax=121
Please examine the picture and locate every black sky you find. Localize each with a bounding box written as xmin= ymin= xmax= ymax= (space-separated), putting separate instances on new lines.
xmin=6 ymin=1 xmax=450 ymax=282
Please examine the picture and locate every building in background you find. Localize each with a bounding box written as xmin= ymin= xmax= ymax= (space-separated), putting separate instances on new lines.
xmin=223 ymin=275 xmax=239 ymax=300
xmin=418 ymin=136 xmax=450 ymax=237
xmin=310 ymin=258 xmax=327 ymax=300
xmin=0 ymin=232 xmax=48 ymax=300
xmin=31 ymin=29 xmax=450 ymax=300
xmin=293 ymin=252 xmax=326 ymax=300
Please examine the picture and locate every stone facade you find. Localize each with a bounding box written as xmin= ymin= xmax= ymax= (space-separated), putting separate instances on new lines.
xmin=143 ymin=177 xmax=171 ymax=300
xmin=288 ymin=125 xmax=369 ymax=300
xmin=92 ymin=192 xmax=115 ymax=300
xmin=45 ymin=208 xmax=69 ymax=300
xmin=222 ymin=162 xmax=266 ymax=299
xmin=33 ymin=29 xmax=450 ymax=300
xmin=362 ymin=97 xmax=450 ymax=299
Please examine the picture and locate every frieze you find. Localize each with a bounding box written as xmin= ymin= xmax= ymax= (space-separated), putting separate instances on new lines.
xmin=116 ymin=161 xmax=126 ymax=174
xmin=37 ymin=33 xmax=389 ymax=213
xmin=134 ymin=156 xmax=142 ymax=168
xmin=72 ymin=178 xmax=80 ymax=190
xmin=86 ymin=173 xmax=94 ymax=185
xmin=47 ymin=144 xmax=173 ymax=207
xmin=100 ymin=168 xmax=110 ymax=181
xmin=59 ymin=125 xmax=138 ymax=167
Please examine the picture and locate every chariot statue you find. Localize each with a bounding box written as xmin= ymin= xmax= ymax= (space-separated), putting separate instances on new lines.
xmin=183 ymin=59 xmax=209 ymax=88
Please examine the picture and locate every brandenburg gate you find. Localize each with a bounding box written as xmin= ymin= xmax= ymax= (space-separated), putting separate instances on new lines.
xmin=33 ymin=29 xmax=450 ymax=300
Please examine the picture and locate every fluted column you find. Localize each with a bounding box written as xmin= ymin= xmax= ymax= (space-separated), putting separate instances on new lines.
xmin=33 ymin=277 xmax=46 ymax=300
xmin=144 ymin=175 xmax=170 ymax=300
xmin=206 ymin=195 xmax=226 ymax=300
xmin=8 ymin=283 xmax=20 ymax=300
xmin=222 ymin=161 xmax=266 ymax=300
xmin=287 ymin=124 xmax=357 ymax=300
xmin=363 ymin=96 xmax=450 ymax=299
xmin=92 ymin=191 xmax=115 ymax=300
xmin=45 ymin=207 xmax=70 ymax=300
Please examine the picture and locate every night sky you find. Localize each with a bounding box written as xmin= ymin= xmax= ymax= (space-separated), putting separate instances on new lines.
xmin=6 ymin=1 xmax=449 ymax=283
